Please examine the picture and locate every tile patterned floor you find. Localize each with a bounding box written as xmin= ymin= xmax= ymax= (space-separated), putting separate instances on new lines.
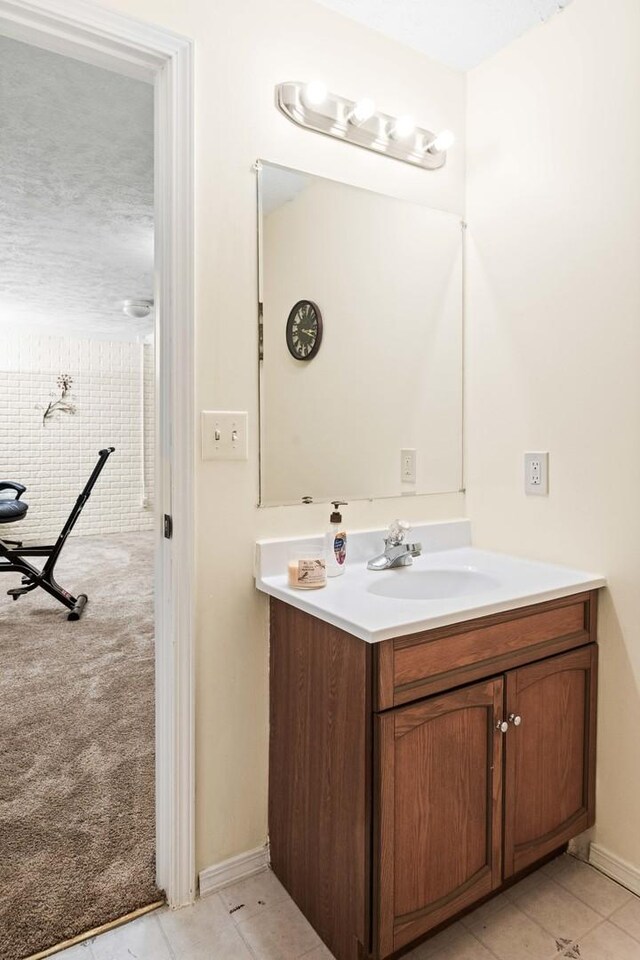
xmin=53 ymin=855 xmax=640 ymax=960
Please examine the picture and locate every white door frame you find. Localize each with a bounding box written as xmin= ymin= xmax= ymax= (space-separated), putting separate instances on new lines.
xmin=0 ymin=0 xmax=196 ymax=908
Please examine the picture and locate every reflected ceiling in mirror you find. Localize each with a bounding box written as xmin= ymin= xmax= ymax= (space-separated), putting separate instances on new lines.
xmin=257 ymin=160 xmax=463 ymax=507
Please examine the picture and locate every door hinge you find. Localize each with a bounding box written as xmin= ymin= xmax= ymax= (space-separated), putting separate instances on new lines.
xmin=258 ymin=302 xmax=264 ymax=361
xmin=163 ymin=514 xmax=173 ymax=539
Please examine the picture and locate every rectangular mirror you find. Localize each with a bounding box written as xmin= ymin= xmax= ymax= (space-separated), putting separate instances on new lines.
xmin=257 ymin=160 xmax=463 ymax=507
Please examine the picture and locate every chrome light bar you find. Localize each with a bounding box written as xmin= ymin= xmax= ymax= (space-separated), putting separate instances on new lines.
xmin=275 ymin=81 xmax=453 ymax=172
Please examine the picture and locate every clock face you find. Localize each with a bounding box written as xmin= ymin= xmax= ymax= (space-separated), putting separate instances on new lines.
xmin=286 ymin=300 xmax=323 ymax=361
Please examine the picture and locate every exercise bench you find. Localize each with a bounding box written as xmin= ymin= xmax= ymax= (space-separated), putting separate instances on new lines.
xmin=0 ymin=447 xmax=115 ymax=620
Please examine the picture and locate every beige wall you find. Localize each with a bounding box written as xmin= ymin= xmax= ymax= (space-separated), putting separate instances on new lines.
xmin=99 ymin=0 xmax=467 ymax=871
xmin=466 ymin=0 xmax=640 ymax=870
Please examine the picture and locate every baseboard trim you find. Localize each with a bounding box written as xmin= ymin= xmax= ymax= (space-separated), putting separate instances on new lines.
xmin=590 ymin=843 xmax=640 ymax=896
xmin=25 ymin=901 xmax=165 ymax=960
xmin=199 ymin=844 xmax=270 ymax=898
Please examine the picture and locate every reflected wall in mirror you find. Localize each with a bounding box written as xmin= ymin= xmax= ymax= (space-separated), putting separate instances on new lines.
xmin=258 ymin=161 xmax=463 ymax=507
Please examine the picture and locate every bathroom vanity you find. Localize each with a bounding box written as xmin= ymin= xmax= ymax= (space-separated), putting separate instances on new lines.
xmin=256 ymin=522 xmax=605 ymax=960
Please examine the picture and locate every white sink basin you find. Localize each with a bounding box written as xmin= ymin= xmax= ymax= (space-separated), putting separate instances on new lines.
xmin=367 ymin=568 xmax=500 ymax=601
xmin=255 ymin=520 xmax=606 ymax=643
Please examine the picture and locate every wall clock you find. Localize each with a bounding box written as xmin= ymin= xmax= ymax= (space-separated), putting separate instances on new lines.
xmin=286 ymin=300 xmax=323 ymax=361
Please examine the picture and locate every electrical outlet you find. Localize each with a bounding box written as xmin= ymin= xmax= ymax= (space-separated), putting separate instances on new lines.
xmin=401 ymin=448 xmax=417 ymax=484
xmin=524 ymin=451 xmax=549 ymax=496
xmin=201 ymin=411 xmax=248 ymax=460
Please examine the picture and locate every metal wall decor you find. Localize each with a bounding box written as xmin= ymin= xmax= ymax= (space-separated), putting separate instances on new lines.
xmin=39 ymin=374 xmax=77 ymax=426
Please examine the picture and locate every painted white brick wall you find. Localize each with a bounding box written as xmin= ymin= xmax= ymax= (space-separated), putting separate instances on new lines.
xmin=0 ymin=334 xmax=155 ymax=540
xmin=143 ymin=341 xmax=155 ymax=512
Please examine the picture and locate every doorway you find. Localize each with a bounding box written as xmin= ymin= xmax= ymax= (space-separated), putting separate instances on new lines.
xmin=0 ymin=34 xmax=159 ymax=958
xmin=0 ymin=1 xmax=194 ymax=955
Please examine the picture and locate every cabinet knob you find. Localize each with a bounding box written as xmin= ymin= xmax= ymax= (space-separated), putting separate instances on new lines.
xmin=509 ymin=714 xmax=522 ymax=726
xmin=496 ymin=720 xmax=509 ymax=733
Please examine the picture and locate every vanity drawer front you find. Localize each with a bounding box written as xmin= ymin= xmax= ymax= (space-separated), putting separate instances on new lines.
xmin=377 ymin=593 xmax=596 ymax=709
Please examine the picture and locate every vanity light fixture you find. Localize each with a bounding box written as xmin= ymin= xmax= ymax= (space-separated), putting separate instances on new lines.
xmin=389 ymin=115 xmax=416 ymax=141
xmin=275 ymin=81 xmax=452 ymax=171
xmin=348 ymin=97 xmax=376 ymax=126
xmin=421 ymin=129 xmax=455 ymax=154
xmin=301 ymin=80 xmax=328 ymax=108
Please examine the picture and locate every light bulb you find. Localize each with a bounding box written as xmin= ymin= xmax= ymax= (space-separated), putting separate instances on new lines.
xmin=390 ymin=114 xmax=415 ymax=140
xmin=424 ymin=129 xmax=455 ymax=154
xmin=350 ymin=97 xmax=376 ymax=125
xmin=431 ymin=129 xmax=455 ymax=152
xmin=302 ymin=80 xmax=328 ymax=108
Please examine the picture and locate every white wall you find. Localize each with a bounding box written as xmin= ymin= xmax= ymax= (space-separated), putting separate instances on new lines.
xmin=262 ymin=175 xmax=463 ymax=505
xmin=0 ymin=335 xmax=154 ymax=539
xmin=466 ymin=0 xmax=640 ymax=872
xmin=99 ymin=0 xmax=467 ymax=872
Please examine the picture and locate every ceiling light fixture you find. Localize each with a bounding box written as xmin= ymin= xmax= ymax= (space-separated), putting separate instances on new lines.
xmin=275 ymin=82 xmax=451 ymax=171
xmin=122 ymin=298 xmax=154 ymax=320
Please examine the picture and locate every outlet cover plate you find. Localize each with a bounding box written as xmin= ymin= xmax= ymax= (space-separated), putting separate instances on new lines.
xmin=524 ymin=451 xmax=549 ymax=496
xmin=401 ymin=448 xmax=417 ymax=484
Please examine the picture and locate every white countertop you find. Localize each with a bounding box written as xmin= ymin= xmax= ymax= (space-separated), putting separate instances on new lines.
xmin=255 ymin=520 xmax=606 ymax=643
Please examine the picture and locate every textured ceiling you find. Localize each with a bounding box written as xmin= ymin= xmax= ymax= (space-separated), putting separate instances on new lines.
xmin=0 ymin=36 xmax=154 ymax=341
xmin=313 ymin=0 xmax=573 ymax=71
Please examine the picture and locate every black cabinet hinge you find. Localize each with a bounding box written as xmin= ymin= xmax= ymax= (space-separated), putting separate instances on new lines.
xmin=163 ymin=514 xmax=173 ymax=539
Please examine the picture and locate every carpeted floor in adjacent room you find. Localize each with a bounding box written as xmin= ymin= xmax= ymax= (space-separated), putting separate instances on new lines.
xmin=0 ymin=531 xmax=160 ymax=960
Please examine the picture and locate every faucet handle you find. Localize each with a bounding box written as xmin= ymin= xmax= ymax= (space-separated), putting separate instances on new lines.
xmin=387 ymin=519 xmax=411 ymax=546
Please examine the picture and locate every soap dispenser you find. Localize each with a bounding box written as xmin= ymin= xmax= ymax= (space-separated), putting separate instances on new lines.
xmin=326 ymin=501 xmax=348 ymax=577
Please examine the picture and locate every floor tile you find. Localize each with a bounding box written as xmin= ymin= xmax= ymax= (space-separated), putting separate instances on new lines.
xmin=54 ymin=946 xmax=94 ymax=960
xmin=236 ymin=896 xmax=322 ymax=960
xmin=158 ymin=893 xmax=253 ymax=959
xmin=460 ymin=892 xmax=509 ymax=928
xmin=219 ymin=867 xmax=290 ymax=924
xmin=299 ymin=944 xmax=335 ymax=960
xmin=466 ymin=901 xmax=558 ymax=960
xmin=609 ymin=895 xmax=640 ymax=940
xmin=541 ymin=853 xmax=571 ymax=880
xmin=503 ymin=869 xmax=547 ymax=902
xmin=574 ymin=920 xmax=640 ymax=959
xmin=424 ymin=930 xmax=495 ymax=959
xmin=47 ymin=859 xmax=639 ymax=960
xmin=551 ymin=857 xmax=633 ymax=917
xmin=511 ymin=876 xmax=601 ymax=941
xmin=405 ymin=921 xmax=467 ymax=958
xmin=90 ymin=913 xmax=172 ymax=960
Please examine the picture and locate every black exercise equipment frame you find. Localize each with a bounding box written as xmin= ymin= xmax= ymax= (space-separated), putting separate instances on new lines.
xmin=0 ymin=447 xmax=115 ymax=620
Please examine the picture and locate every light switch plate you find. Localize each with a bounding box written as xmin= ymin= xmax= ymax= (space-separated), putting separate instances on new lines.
xmin=524 ymin=451 xmax=549 ymax=495
xmin=401 ymin=448 xmax=417 ymax=484
xmin=201 ymin=411 xmax=248 ymax=460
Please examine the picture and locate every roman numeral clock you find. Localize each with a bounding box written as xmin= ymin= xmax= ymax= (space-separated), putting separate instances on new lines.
xmin=286 ymin=300 xmax=323 ymax=360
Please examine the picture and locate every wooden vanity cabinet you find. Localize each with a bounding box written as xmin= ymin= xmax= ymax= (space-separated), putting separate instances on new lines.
xmin=503 ymin=644 xmax=597 ymax=878
xmin=376 ymin=678 xmax=504 ymax=955
xmin=376 ymin=643 xmax=598 ymax=955
xmin=269 ymin=591 xmax=599 ymax=960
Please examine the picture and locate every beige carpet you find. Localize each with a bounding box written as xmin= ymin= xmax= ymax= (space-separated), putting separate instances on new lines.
xmin=0 ymin=531 xmax=160 ymax=960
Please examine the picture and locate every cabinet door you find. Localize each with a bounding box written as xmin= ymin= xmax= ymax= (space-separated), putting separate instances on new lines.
xmin=376 ymin=679 xmax=504 ymax=956
xmin=504 ymin=645 xmax=597 ymax=877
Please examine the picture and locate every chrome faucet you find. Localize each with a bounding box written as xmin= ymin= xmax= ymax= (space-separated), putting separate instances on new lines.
xmin=367 ymin=520 xmax=422 ymax=571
